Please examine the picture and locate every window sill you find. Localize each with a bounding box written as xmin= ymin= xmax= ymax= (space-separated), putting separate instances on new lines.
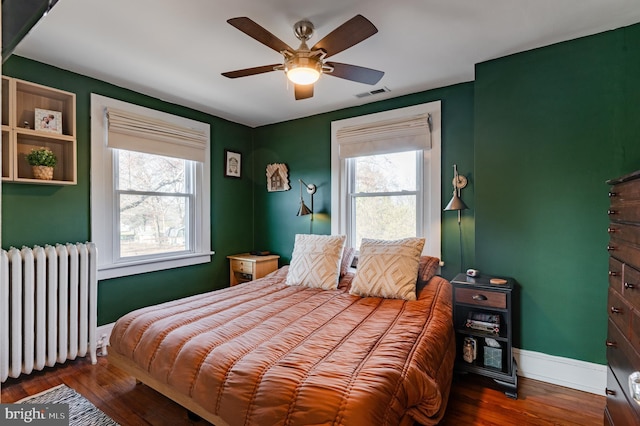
xmin=98 ymin=251 xmax=214 ymax=280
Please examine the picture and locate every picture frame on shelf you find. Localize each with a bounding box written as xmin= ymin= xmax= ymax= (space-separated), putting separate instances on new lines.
xmin=224 ymin=149 xmax=242 ymax=178
xmin=34 ymin=108 xmax=62 ymax=134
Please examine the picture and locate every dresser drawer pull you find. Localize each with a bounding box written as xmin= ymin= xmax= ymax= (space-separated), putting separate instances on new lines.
xmin=608 ymin=192 xmax=617 ymax=198
xmin=607 ymin=209 xmax=617 ymax=215
xmin=607 ymin=245 xmax=616 ymax=252
xmin=471 ymin=294 xmax=488 ymax=301
xmin=606 ymin=340 xmax=617 ymax=348
xmin=605 ymin=388 xmax=616 ymax=396
xmin=625 ymin=282 xmax=636 ymax=290
xmin=609 ymin=271 xmax=618 ymax=277
xmin=610 ymin=306 xmax=622 ymax=314
xmin=607 ymin=227 xmax=617 ymax=234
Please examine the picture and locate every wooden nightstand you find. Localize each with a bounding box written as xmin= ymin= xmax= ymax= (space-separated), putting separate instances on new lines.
xmin=451 ymin=273 xmax=518 ymax=398
xmin=227 ymin=253 xmax=280 ymax=286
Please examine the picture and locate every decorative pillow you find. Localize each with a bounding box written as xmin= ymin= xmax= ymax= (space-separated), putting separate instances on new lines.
xmin=286 ymin=234 xmax=346 ymax=290
xmin=349 ymin=237 xmax=425 ymax=301
xmin=418 ymin=256 xmax=441 ymax=284
xmin=339 ymin=246 xmax=356 ymax=277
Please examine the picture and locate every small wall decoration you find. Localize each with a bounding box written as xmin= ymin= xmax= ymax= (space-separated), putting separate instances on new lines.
xmin=266 ymin=163 xmax=290 ymax=192
xmin=35 ymin=108 xmax=62 ymax=134
xmin=224 ymin=149 xmax=242 ymax=178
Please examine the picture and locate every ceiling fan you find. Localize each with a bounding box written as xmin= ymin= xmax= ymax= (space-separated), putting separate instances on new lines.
xmin=222 ymin=15 xmax=385 ymax=100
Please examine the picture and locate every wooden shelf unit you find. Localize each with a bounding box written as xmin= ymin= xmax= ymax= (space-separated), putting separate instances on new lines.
xmin=1 ymin=76 xmax=77 ymax=185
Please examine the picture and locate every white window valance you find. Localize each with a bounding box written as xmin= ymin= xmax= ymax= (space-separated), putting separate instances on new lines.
xmin=106 ymin=107 xmax=208 ymax=162
xmin=336 ymin=113 xmax=431 ymax=159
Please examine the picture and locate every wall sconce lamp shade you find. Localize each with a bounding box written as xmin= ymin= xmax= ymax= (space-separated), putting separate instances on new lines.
xmin=444 ymin=191 xmax=468 ymax=211
xmin=297 ymin=200 xmax=313 ymax=216
xmin=297 ymin=179 xmax=317 ymax=217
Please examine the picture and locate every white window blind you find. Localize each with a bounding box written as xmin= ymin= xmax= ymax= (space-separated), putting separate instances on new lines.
xmin=106 ymin=107 xmax=208 ymax=162
xmin=336 ymin=113 xmax=431 ymax=159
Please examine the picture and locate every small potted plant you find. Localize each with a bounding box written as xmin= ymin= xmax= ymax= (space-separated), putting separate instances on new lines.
xmin=26 ymin=147 xmax=57 ymax=180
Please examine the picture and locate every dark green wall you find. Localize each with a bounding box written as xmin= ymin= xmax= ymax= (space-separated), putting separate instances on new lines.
xmin=253 ymin=24 xmax=640 ymax=365
xmin=2 ymin=56 xmax=255 ymax=325
xmin=474 ymin=24 xmax=640 ymax=364
xmin=252 ymin=83 xmax=476 ymax=278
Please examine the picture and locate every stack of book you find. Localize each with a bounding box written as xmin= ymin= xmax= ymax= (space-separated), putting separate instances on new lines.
xmin=465 ymin=312 xmax=500 ymax=334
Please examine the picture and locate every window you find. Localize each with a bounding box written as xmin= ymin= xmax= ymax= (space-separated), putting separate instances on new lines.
xmin=348 ymin=150 xmax=422 ymax=250
xmin=331 ymin=102 xmax=441 ymax=258
xmin=90 ymin=94 xmax=212 ymax=280
xmin=116 ymin=150 xmax=192 ymax=258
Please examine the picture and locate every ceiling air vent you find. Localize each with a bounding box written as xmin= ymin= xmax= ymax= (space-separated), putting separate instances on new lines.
xmin=355 ymin=86 xmax=390 ymax=98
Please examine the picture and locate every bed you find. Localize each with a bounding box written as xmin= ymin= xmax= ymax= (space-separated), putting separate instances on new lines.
xmin=109 ymin=236 xmax=455 ymax=426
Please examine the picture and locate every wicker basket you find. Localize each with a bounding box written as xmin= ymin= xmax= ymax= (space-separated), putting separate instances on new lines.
xmin=32 ymin=165 xmax=54 ymax=180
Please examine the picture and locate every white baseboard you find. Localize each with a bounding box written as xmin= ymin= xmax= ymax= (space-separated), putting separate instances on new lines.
xmin=94 ymin=322 xmax=606 ymax=395
xmin=514 ymin=348 xmax=606 ymax=395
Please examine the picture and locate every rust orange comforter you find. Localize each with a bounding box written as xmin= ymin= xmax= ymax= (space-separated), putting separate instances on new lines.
xmin=109 ymin=267 xmax=455 ymax=426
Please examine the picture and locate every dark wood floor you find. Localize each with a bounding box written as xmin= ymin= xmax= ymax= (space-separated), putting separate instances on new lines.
xmin=1 ymin=355 xmax=605 ymax=425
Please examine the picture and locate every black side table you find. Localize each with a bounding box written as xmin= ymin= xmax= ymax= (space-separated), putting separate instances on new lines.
xmin=451 ymin=273 xmax=518 ymax=398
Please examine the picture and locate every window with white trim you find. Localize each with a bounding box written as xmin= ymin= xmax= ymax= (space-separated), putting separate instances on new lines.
xmin=90 ymin=94 xmax=212 ymax=280
xmin=331 ymin=102 xmax=442 ymax=257
xmin=347 ymin=150 xmax=422 ymax=250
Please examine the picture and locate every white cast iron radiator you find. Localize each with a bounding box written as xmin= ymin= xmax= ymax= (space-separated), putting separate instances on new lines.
xmin=0 ymin=242 xmax=98 ymax=382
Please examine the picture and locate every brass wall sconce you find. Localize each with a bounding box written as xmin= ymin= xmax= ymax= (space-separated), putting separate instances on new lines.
xmin=297 ymin=179 xmax=317 ymax=218
xmin=444 ymin=164 xmax=468 ymax=271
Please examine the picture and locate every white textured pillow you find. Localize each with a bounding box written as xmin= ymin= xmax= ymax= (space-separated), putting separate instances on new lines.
xmin=349 ymin=237 xmax=425 ymax=300
xmin=286 ymin=234 xmax=346 ymax=290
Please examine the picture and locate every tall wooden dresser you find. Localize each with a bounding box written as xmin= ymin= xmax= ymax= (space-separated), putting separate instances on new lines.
xmin=605 ymin=170 xmax=640 ymax=425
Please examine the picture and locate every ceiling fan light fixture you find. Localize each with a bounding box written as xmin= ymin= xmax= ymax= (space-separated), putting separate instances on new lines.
xmin=286 ymin=56 xmax=322 ymax=85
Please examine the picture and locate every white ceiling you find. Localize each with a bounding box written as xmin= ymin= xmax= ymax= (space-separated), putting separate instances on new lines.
xmin=11 ymin=0 xmax=640 ymax=128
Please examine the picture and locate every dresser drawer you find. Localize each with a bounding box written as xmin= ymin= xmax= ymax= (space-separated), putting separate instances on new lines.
xmin=607 ymin=320 xmax=640 ymax=420
xmin=608 ymin=203 xmax=640 ymax=223
xmin=455 ymin=287 xmax=506 ymax=309
xmin=624 ymin=264 xmax=640 ymax=309
xmin=606 ymin=367 xmax=640 ymax=426
xmin=232 ymin=260 xmax=253 ymax=274
xmin=609 ymin=288 xmax=632 ymax=338
xmin=609 ymin=258 xmax=624 ymax=292
xmin=609 ymin=237 xmax=640 ymax=272
xmin=611 ymin=179 xmax=640 ymax=203
xmin=608 ymin=222 xmax=640 ymax=247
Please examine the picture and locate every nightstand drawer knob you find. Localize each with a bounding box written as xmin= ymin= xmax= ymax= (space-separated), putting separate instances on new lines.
xmin=608 ymin=192 xmax=617 ymax=198
xmin=608 ymin=209 xmax=617 ymax=215
xmin=472 ymin=294 xmax=488 ymax=301
xmin=610 ymin=306 xmax=622 ymax=314
xmin=625 ymin=282 xmax=636 ymax=290
xmin=605 ymin=388 xmax=616 ymax=396
xmin=606 ymin=340 xmax=617 ymax=348
xmin=607 ymin=245 xmax=616 ymax=252
xmin=609 ymin=271 xmax=618 ymax=277
xmin=607 ymin=227 xmax=617 ymax=234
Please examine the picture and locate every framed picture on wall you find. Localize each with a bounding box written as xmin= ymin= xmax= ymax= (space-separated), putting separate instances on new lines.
xmin=266 ymin=163 xmax=290 ymax=192
xmin=224 ymin=149 xmax=242 ymax=178
xmin=34 ymin=108 xmax=62 ymax=134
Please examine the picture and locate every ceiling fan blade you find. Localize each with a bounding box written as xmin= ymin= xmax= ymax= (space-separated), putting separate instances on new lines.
xmin=311 ymin=15 xmax=378 ymax=58
xmin=227 ymin=17 xmax=294 ymax=53
xmin=294 ymin=84 xmax=314 ymax=100
xmin=222 ymin=64 xmax=281 ymax=79
xmin=326 ymin=62 xmax=384 ymax=85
